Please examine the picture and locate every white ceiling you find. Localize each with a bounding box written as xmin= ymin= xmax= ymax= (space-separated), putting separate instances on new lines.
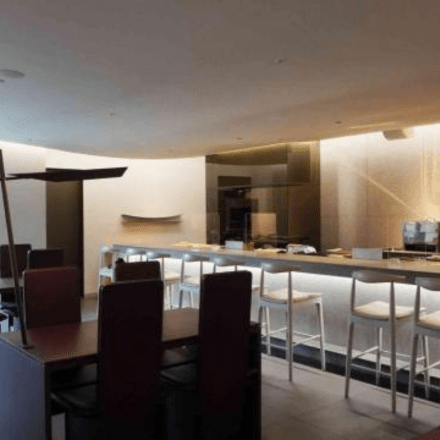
xmin=1 ymin=0 xmax=440 ymax=159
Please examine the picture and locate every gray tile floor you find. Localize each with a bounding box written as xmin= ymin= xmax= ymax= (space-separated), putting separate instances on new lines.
xmin=53 ymin=296 xmax=440 ymax=440
xmin=262 ymin=355 xmax=440 ymax=440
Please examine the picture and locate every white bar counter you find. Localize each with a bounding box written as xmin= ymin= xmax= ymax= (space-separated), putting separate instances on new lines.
xmin=109 ymin=243 xmax=440 ymax=282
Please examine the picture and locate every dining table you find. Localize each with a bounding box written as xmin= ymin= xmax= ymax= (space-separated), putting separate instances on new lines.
xmin=0 ymin=308 xmax=261 ymax=440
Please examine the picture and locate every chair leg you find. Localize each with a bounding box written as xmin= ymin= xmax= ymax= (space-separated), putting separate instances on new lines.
xmin=178 ymin=289 xmax=184 ymax=308
xmin=422 ymin=335 xmax=430 ymax=399
xmin=345 ymin=321 xmax=354 ymax=399
xmin=316 ymin=301 xmax=326 ymax=371
xmin=286 ymin=309 xmax=293 ymax=382
xmin=408 ymin=333 xmax=419 ymax=418
xmin=376 ymin=327 xmax=383 ymax=386
xmin=390 ymin=323 xmax=397 ymax=414
xmin=264 ymin=307 xmax=271 ymax=356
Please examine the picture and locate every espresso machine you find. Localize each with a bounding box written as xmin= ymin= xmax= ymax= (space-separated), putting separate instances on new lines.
xmin=402 ymin=221 xmax=440 ymax=253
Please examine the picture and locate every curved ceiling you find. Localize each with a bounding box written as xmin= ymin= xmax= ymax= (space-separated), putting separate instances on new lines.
xmin=1 ymin=0 xmax=440 ymax=158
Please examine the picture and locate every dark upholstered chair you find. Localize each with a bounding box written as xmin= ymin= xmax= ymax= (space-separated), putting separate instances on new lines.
xmin=27 ymin=248 xmax=64 ymax=270
xmin=53 ymin=279 xmax=165 ymax=439
xmin=23 ymin=267 xmax=96 ymax=394
xmin=0 ymin=244 xmax=31 ymax=330
xmin=23 ymin=266 xmax=80 ymax=329
xmin=0 ymin=243 xmax=31 ymax=278
xmin=114 ymin=260 xmax=161 ymax=282
xmin=162 ymin=271 xmax=253 ymax=440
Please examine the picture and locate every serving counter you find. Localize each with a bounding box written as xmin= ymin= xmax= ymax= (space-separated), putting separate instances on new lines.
xmin=107 ymin=243 xmax=440 ymax=282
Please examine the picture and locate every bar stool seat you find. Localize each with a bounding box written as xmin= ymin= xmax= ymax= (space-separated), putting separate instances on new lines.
xmin=353 ymin=301 xmax=414 ymax=320
xmin=258 ymin=262 xmax=326 ymax=381
xmin=418 ymin=311 xmax=440 ymax=330
xmin=262 ymin=289 xmax=321 ymax=304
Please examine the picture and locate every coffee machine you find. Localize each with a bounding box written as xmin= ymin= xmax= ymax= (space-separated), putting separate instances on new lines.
xmin=402 ymin=221 xmax=440 ymax=253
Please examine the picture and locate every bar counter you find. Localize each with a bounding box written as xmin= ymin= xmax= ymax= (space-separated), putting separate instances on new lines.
xmin=105 ymin=243 xmax=440 ymax=363
xmin=110 ymin=243 xmax=440 ymax=282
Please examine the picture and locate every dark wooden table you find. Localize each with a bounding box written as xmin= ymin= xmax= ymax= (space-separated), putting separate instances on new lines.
xmin=0 ymin=308 xmax=260 ymax=440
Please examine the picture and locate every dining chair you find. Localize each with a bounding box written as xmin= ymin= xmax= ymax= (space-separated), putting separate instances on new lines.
xmin=23 ymin=266 xmax=97 ymax=394
xmin=0 ymin=243 xmax=31 ymax=278
xmin=52 ymin=279 xmax=165 ymax=440
xmin=27 ymin=248 xmax=64 ymax=270
xmin=113 ymin=260 xmax=161 ymax=282
xmin=0 ymin=243 xmax=31 ymax=330
xmin=162 ymin=270 xmax=253 ymax=440
xmin=23 ymin=266 xmax=81 ymax=329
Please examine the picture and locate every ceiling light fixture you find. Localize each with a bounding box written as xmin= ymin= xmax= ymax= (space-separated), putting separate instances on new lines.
xmin=382 ymin=128 xmax=413 ymax=140
xmin=0 ymin=69 xmax=25 ymax=79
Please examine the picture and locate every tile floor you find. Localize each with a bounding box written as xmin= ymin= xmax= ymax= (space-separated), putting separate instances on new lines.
xmin=53 ymin=296 xmax=440 ymax=440
xmin=261 ymin=355 xmax=440 ymax=440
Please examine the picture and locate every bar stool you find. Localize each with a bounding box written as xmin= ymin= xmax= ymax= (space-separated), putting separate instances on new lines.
xmin=345 ymin=270 xmax=426 ymax=414
xmin=258 ymin=262 xmax=326 ymax=382
xmin=211 ymin=255 xmax=244 ymax=272
xmin=177 ymin=253 xmax=210 ymax=308
xmin=408 ymin=277 xmax=440 ymax=418
xmin=146 ymin=251 xmax=181 ymax=309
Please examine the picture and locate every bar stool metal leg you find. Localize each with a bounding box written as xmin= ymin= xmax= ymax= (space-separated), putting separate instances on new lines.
xmin=345 ymin=321 xmax=354 ymax=399
xmin=408 ymin=333 xmax=419 ymax=418
xmin=317 ymin=300 xmax=326 ymax=371
xmin=422 ymin=335 xmax=430 ymax=399
xmin=376 ymin=327 xmax=383 ymax=385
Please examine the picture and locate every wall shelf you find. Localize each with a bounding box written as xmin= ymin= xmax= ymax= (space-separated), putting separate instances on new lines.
xmin=121 ymin=214 xmax=182 ymax=223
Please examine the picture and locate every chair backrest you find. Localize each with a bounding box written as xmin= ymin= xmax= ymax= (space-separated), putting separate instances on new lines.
xmin=0 ymin=243 xmax=31 ymax=278
xmin=27 ymin=248 xmax=64 ymax=270
xmin=98 ymin=279 xmax=164 ymax=435
xmin=198 ymin=271 xmax=252 ymax=416
xmin=350 ymin=270 xmax=407 ymax=315
xmin=413 ymin=277 xmax=440 ymax=323
xmin=114 ymin=260 xmax=161 ymax=282
xmin=23 ymin=266 xmax=80 ymax=329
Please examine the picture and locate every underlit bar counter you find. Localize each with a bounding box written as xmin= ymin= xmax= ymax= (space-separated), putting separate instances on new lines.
xmin=103 ymin=243 xmax=440 ymax=369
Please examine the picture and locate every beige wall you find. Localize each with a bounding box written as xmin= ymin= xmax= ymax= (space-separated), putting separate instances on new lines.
xmin=320 ymin=124 xmax=440 ymax=250
xmin=47 ymin=150 xmax=206 ymax=294
xmin=0 ymin=141 xmax=46 ymax=248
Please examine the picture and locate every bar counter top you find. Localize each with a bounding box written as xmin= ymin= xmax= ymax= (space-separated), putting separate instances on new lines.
xmin=110 ymin=243 xmax=440 ymax=283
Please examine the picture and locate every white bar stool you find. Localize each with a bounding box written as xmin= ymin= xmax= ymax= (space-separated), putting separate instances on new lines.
xmin=211 ymin=255 xmax=244 ymax=272
xmin=146 ymin=251 xmax=181 ymax=309
xmin=177 ymin=253 xmax=210 ymax=308
xmin=408 ymin=276 xmax=440 ymax=418
xmin=258 ymin=262 xmax=326 ymax=382
xmin=345 ymin=270 xmax=426 ymax=414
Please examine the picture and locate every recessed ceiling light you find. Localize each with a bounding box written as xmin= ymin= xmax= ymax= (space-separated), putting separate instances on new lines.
xmin=274 ymin=58 xmax=287 ymax=64
xmin=335 ymin=120 xmax=342 ymax=125
xmin=0 ymin=69 xmax=25 ymax=79
xmin=236 ymin=137 xmax=243 ymax=140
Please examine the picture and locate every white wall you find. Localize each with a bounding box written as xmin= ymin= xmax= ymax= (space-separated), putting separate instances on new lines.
xmin=320 ymin=123 xmax=440 ymax=250
xmin=46 ymin=150 xmax=207 ymax=294
xmin=0 ymin=140 xmax=46 ymax=248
